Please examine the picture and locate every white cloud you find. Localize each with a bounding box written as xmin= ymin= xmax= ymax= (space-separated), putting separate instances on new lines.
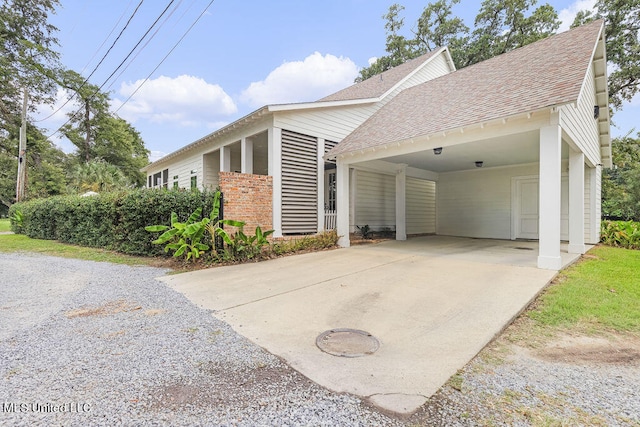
xmin=368 ymin=57 xmax=378 ymax=66
xmin=558 ymin=0 xmax=597 ymax=32
xmin=114 ymin=75 xmax=237 ymax=126
xmin=240 ymin=52 xmax=359 ymax=107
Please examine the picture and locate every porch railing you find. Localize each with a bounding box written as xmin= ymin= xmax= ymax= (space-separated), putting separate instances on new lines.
xmin=324 ymin=209 xmax=337 ymax=230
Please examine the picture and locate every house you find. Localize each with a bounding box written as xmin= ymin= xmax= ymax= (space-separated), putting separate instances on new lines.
xmin=143 ymin=20 xmax=610 ymax=270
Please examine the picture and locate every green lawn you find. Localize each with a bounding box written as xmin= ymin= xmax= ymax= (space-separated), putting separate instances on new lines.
xmin=529 ymin=245 xmax=640 ymax=333
xmin=0 ymin=234 xmax=158 ymax=266
xmin=0 ymin=219 xmax=10 ymax=232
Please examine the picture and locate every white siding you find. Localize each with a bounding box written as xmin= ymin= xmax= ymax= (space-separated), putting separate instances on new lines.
xmin=594 ymin=166 xmax=602 ymax=242
xmin=146 ymin=153 xmax=202 ymax=190
xmin=203 ymin=151 xmax=220 ymax=190
xmin=406 ymin=177 xmax=436 ymax=234
xmin=353 ymin=170 xmax=395 ymax=230
xmin=438 ymin=164 xmax=540 ymax=239
xmin=274 ymin=104 xmax=378 ymax=143
xmin=381 ymin=53 xmax=450 ymax=107
xmin=273 ymin=51 xmax=453 ymax=147
xmin=438 ymin=164 xmax=577 ymax=240
xmin=560 ymin=64 xmax=600 ymax=166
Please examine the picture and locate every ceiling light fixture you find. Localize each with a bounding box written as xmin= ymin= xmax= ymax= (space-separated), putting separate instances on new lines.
xmin=475 ymin=161 xmax=483 ymax=168
xmin=433 ymin=147 xmax=443 ymax=155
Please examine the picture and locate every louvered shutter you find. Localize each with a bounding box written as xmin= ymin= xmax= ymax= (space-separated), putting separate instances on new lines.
xmin=281 ymin=130 xmax=318 ymax=234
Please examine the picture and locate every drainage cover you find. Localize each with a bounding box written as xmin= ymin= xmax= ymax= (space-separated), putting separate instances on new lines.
xmin=513 ymin=246 xmax=534 ymax=251
xmin=316 ymin=328 xmax=380 ymax=357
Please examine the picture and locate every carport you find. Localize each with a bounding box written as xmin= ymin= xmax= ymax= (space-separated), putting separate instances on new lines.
xmin=327 ymin=21 xmax=611 ymax=270
xmin=163 ymin=236 xmax=586 ymax=415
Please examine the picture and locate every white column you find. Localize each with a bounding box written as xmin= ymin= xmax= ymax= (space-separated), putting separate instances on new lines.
xmin=268 ymin=127 xmax=283 ymax=238
xmin=317 ymin=138 xmax=325 ymax=233
xmin=241 ymin=137 xmax=253 ymax=174
xmin=336 ymin=158 xmax=350 ymax=247
xmin=395 ymin=164 xmax=407 ymax=241
xmin=538 ymin=124 xmax=563 ymax=270
xmin=568 ymin=150 xmax=585 ymax=254
xmin=588 ymin=166 xmax=600 ymax=244
xmin=220 ymin=145 xmax=231 ymax=172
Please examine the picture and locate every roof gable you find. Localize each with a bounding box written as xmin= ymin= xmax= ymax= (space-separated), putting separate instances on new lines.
xmin=319 ymin=48 xmax=452 ymax=102
xmin=329 ymin=20 xmax=605 ymax=157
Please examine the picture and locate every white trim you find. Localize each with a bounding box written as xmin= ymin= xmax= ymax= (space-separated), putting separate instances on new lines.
xmin=241 ymin=137 xmax=253 ymax=174
xmin=538 ymin=123 xmax=563 ymax=270
xmin=268 ymin=127 xmax=283 ymax=238
xmin=336 ymin=159 xmax=350 ymax=247
xmin=317 ymin=138 xmax=325 ymax=233
xmin=395 ymin=164 xmax=407 ymax=241
xmin=568 ymin=150 xmax=586 ymax=254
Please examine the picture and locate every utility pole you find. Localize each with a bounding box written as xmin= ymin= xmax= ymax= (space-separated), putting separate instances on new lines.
xmin=16 ymin=89 xmax=28 ymax=202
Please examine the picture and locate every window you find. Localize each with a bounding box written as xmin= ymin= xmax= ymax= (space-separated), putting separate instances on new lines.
xmin=173 ymin=175 xmax=179 ymax=189
xmin=148 ymin=176 xmax=152 ymax=188
xmin=190 ymin=175 xmax=197 ymax=189
xmin=162 ymin=169 xmax=169 ymax=189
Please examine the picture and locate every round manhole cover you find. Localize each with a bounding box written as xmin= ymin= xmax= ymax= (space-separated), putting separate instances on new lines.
xmin=316 ymin=328 xmax=380 ymax=357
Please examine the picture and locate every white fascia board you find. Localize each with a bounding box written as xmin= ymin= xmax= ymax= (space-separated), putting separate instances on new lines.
xmin=267 ymin=97 xmax=379 ymax=113
xmin=378 ymin=47 xmax=452 ymax=101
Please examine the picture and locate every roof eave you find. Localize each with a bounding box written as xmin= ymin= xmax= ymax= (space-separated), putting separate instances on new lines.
xmin=141 ymin=106 xmax=270 ymax=171
xmin=326 ymin=105 xmax=570 ymax=160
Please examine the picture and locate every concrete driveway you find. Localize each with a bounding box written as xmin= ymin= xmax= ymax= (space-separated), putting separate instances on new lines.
xmin=162 ymin=236 xmax=584 ymax=414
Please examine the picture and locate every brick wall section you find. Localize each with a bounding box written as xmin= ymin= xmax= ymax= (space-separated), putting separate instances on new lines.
xmin=219 ymin=172 xmax=273 ymax=234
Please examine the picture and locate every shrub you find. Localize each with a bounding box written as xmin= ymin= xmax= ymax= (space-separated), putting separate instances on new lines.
xmin=272 ymin=230 xmax=339 ymax=256
xmin=601 ymin=220 xmax=640 ymax=250
xmin=9 ymin=189 xmax=217 ymax=256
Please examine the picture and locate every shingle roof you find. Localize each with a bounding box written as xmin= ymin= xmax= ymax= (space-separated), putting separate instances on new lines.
xmin=328 ymin=20 xmax=604 ymax=157
xmin=319 ymin=49 xmax=446 ymax=102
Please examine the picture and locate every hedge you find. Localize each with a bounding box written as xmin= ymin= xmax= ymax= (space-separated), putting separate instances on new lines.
xmin=8 ymin=189 xmax=217 ymax=256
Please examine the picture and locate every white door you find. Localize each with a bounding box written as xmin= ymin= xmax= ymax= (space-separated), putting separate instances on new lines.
xmin=514 ymin=177 xmax=539 ymax=239
xmin=512 ymin=176 xmax=569 ymax=240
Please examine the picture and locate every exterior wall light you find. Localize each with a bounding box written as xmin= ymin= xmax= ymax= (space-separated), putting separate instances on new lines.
xmin=433 ymin=147 xmax=443 ymax=155
xmin=594 ymin=105 xmax=600 ymax=119
xmin=475 ymin=161 xmax=483 ymax=168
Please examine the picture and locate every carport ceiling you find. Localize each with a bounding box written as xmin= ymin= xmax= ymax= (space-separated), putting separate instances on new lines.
xmin=383 ymin=130 xmax=569 ymax=173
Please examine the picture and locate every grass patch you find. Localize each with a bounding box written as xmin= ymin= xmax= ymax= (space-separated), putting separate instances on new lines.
xmin=0 ymin=219 xmax=10 ymax=232
xmin=0 ymin=234 xmax=161 ymax=266
xmin=529 ymin=245 xmax=640 ymax=333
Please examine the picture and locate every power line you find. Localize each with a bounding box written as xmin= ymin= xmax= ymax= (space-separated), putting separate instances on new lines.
xmin=47 ymin=0 xmax=177 ymax=139
xmin=114 ymin=0 xmax=215 ymax=115
xmin=106 ymin=0 xmax=186 ymax=93
xmin=36 ymin=0 xmax=145 ymax=123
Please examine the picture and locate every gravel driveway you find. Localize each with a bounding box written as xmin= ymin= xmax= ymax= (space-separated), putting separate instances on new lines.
xmin=1 ymin=252 xmax=639 ymax=426
xmin=0 ymin=253 xmax=399 ymax=426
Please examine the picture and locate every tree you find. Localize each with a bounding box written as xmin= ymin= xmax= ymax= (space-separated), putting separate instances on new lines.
xmin=602 ymin=131 xmax=640 ymax=220
xmin=59 ymin=69 xmax=110 ymax=162
xmin=357 ymin=0 xmax=561 ymax=79
xmin=59 ymin=69 xmax=149 ymax=186
xmin=67 ymin=160 xmax=129 ymax=193
xmin=357 ymin=4 xmax=416 ymax=81
xmin=0 ymin=123 xmax=67 ymax=209
xmin=0 ymin=0 xmax=60 ymax=132
xmin=413 ymin=0 xmax=469 ymax=66
xmin=463 ymin=0 xmax=560 ymax=67
xmin=572 ymin=0 xmax=640 ymax=109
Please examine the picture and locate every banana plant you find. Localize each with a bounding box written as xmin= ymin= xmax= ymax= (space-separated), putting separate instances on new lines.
xmin=203 ymin=191 xmax=245 ymax=250
xmin=145 ymin=207 xmax=210 ymax=261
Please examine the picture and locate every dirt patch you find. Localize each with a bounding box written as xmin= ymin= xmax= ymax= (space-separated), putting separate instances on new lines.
xmin=65 ymin=299 xmax=141 ymax=318
xmin=144 ymin=308 xmax=167 ymax=316
xmin=532 ymin=333 xmax=640 ymax=365
xmin=146 ymin=362 xmax=315 ymax=411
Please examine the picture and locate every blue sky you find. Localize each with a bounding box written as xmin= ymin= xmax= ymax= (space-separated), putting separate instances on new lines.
xmin=36 ymin=0 xmax=638 ymax=161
